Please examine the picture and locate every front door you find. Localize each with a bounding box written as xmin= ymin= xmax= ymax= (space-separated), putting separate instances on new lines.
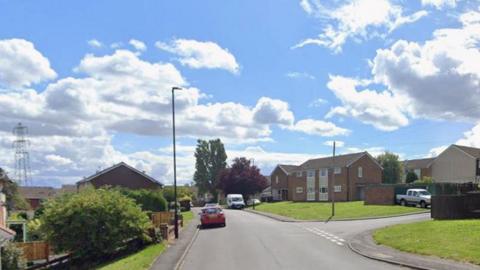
xmin=319 ymin=168 xmax=329 ymax=201
xmin=307 ymin=170 xmax=315 ymax=201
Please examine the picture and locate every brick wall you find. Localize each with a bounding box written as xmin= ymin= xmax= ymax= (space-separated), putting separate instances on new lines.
xmin=271 ymin=167 xmax=289 ymax=200
xmin=364 ymin=186 xmax=395 ymax=205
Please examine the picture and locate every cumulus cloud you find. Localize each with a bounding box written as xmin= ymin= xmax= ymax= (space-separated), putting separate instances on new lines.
xmin=294 ymin=0 xmax=428 ymax=52
xmin=0 ymin=39 xmax=57 ymax=87
xmin=156 ymin=39 xmax=240 ymax=73
xmin=421 ymin=0 xmax=458 ymax=9
xmin=253 ymin=97 xmax=295 ymax=126
xmin=289 ymin=119 xmax=351 ymax=137
xmin=129 ymin=39 xmax=147 ymax=51
xmin=286 ymin=71 xmax=315 ymax=80
xmin=87 ymin=39 xmax=103 ymax=48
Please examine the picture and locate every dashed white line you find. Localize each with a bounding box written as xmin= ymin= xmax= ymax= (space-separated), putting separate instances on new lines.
xmin=301 ymin=226 xmax=346 ymax=246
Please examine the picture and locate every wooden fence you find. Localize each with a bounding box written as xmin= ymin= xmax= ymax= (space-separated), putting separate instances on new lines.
xmin=431 ymin=192 xmax=480 ymax=219
xmin=151 ymin=212 xmax=174 ymax=227
xmin=16 ymin=241 xmax=50 ymax=262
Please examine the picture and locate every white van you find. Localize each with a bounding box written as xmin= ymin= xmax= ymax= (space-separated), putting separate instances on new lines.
xmin=226 ymin=194 xmax=245 ymax=209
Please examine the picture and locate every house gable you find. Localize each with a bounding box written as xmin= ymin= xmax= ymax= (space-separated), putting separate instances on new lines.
xmin=431 ymin=145 xmax=477 ymax=183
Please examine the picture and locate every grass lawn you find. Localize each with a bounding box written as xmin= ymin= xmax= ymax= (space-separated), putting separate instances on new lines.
xmin=253 ymin=201 xmax=427 ymax=221
xmin=182 ymin=210 xmax=194 ymax=226
xmin=96 ymin=242 xmax=166 ymax=270
xmin=374 ymin=220 xmax=480 ymax=265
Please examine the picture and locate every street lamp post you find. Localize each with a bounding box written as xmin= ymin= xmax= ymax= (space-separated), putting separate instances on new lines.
xmin=172 ymin=86 xmax=182 ymax=239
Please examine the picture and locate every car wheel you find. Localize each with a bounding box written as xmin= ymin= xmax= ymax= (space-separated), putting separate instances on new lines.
xmin=420 ymin=201 xmax=426 ymax=208
xmin=400 ymin=199 xmax=406 ymax=206
xmin=222 ymin=222 xmax=226 ymax=227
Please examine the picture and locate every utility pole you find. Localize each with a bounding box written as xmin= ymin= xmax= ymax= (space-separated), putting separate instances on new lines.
xmin=331 ymin=141 xmax=336 ymax=217
xmin=172 ymin=86 xmax=182 ymax=239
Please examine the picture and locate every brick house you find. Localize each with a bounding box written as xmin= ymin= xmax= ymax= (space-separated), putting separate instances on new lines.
xmin=18 ymin=185 xmax=77 ymax=210
xmin=77 ymin=162 xmax=163 ymax=190
xmin=402 ymin=157 xmax=434 ymax=182
xmin=270 ymin=152 xmax=382 ymax=202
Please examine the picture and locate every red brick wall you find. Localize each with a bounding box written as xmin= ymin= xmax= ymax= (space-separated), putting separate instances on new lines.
xmin=364 ymin=186 xmax=395 ymax=205
xmin=79 ymin=165 xmax=162 ymax=190
xmin=289 ymin=175 xmax=307 ymax=201
xmin=271 ymin=167 xmax=289 ymax=200
xmin=349 ymin=155 xmax=383 ymax=200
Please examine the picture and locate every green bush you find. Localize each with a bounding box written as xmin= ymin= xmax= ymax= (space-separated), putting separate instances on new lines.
xmin=405 ymin=171 xmax=419 ymax=183
xmin=40 ymin=188 xmax=151 ymax=259
xmin=118 ymin=189 xmax=168 ymax=212
xmin=1 ymin=242 xmax=26 ymax=270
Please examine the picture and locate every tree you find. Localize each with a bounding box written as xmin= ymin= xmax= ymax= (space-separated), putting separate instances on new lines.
xmin=118 ymin=188 xmax=168 ymax=212
xmin=193 ymin=139 xmax=227 ymax=202
xmin=376 ymin=152 xmax=403 ymax=184
xmin=405 ymin=171 xmax=418 ymax=183
xmin=40 ymin=188 xmax=150 ymax=260
xmin=0 ymin=167 xmax=30 ymax=211
xmin=217 ymin=157 xmax=268 ymax=201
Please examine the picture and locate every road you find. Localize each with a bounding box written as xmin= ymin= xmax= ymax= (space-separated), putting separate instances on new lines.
xmin=180 ymin=209 xmax=430 ymax=270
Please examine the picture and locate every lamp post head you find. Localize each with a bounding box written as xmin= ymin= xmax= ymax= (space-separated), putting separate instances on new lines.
xmin=172 ymin=86 xmax=182 ymax=91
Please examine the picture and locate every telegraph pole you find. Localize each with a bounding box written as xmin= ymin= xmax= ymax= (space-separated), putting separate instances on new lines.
xmin=172 ymin=87 xmax=182 ymax=239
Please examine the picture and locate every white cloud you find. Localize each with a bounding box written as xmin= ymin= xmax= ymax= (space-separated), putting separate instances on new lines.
xmin=289 ymin=119 xmax=351 ymax=137
xmin=427 ymin=145 xmax=448 ymax=157
xmin=326 ymin=75 xmax=409 ymax=131
xmin=309 ymin=98 xmax=327 ymax=107
xmin=456 ymin=123 xmax=480 ymax=148
xmin=0 ymin=39 xmax=57 ymax=87
xmin=110 ymin=42 xmax=122 ymax=49
xmin=253 ymin=97 xmax=295 ymax=126
xmin=87 ymin=39 xmax=103 ymax=48
xmin=286 ymin=71 xmax=316 ymax=80
xmin=156 ymin=39 xmax=240 ymax=74
xmin=294 ymin=0 xmax=428 ymax=52
xmin=45 ymin=154 xmax=73 ymax=166
xmin=129 ymin=39 xmax=147 ymax=51
xmin=421 ymin=0 xmax=457 ymax=9
xmin=323 ymin=140 xmax=345 ymax=147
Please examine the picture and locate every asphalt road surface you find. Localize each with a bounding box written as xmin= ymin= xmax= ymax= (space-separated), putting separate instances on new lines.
xmin=180 ymin=209 xmax=430 ymax=270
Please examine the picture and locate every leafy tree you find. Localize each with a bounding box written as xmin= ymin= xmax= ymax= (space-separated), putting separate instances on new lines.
xmin=217 ymin=157 xmax=268 ymax=201
xmin=162 ymin=186 xmax=195 ymax=203
xmin=118 ymin=188 xmax=168 ymax=212
xmin=405 ymin=171 xmax=419 ymax=183
xmin=0 ymin=167 xmax=30 ymax=211
xmin=40 ymin=188 xmax=151 ymax=260
xmin=376 ymin=152 xmax=403 ymax=184
xmin=193 ymin=139 xmax=227 ymax=202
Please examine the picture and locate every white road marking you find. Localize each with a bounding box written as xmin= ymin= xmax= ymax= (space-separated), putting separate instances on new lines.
xmin=300 ymin=225 xmax=346 ymax=247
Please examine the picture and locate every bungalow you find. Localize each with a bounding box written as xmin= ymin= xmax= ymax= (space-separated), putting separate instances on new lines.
xmin=402 ymin=157 xmax=434 ymax=182
xmin=271 ymin=151 xmax=382 ymax=202
xmin=18 ymin=185 xmax=76 ymax=210
xmin=77 ymin=162 xmax=163 ymax=190
xmin=431 ymin=144 xmax=480 ymax=184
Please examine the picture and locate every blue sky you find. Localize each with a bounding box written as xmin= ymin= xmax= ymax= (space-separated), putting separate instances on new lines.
xmin=0 ymin=0 xmax=479 ymax=186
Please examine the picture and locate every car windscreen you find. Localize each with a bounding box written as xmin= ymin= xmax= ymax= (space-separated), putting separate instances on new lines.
xmin=203 ymin=208 xmax=221 ymax=214
xmin=232 ymin=197 xmax=242 ymax=202
xmin=419 ymin=191 xmax=430 ymax=196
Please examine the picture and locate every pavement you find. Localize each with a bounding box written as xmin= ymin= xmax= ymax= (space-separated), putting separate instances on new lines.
xmin=178 ymin=209 xmax=428 ymax=270
xmin=150 ymin=210 xmax=200 ymax=270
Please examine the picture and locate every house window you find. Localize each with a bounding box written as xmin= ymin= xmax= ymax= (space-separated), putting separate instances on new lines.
xmin=320 ymin=168 xmax=327 ymax=177
xmin=320 ymin=187 xmax=328 ymax=193
xmin=307 ymin=170 xmax=315 ymax=177
xmin=296 ymin=171 xmax=303 ymax=177
xmin=296 ymin=187 xmax=304 ymax=193
xmin=334 ymin=167 xmax=341 ymax=174
xmin=275 ymin=176 xmax=279 ymax=184
xmin=334 ymin=185 xmax=342 ymax=192
xmin=414 ymin=169 xmax=421 ymax=178
xmin=358 ymin=166 xmax=363 ymax=178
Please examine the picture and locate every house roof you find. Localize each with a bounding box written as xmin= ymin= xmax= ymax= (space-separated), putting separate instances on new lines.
xmin=403 ymin=158 xmax=435 ymax=169
xmin=278 ymin=164 xmax=300 ymax=173
xmin=300 ymin=152 xmax=368 ymax=170
xmin=77 ymin=162 xmax=163 ymax=186
xmin=18 ymin=186 xmax=57 ymax=200
xmin=453 ymin=144 xmax=480 ymax=158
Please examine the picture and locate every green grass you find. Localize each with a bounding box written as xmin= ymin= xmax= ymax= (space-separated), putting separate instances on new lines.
xmin=374 ymin=220 xmax=480 ymax=265
xmin=253 ymin=201 xmax=427 ymax=221
xmin=96 ymin=242 xmax=167 ymax=270
xmin=182 ymin=210 xmax=194 ymax=226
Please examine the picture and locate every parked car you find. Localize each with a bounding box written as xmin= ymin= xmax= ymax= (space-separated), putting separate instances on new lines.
xmin=247 ymin=198 xmax=261 ymax=206
xmin=396 ymin=188 xmax=431 ymax=208
xmin=226 ymin=194 xmax=245 ymax=209
xmin=200 ymin=207 xmax=226 ymax=227
xmin=204 ymin=203 xmax=219 ymax=208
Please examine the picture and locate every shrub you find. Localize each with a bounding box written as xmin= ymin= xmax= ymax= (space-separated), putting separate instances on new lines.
xmin=40 ymin=188 xmax=151 ymax=260
xmin=406 ymin=171 xmax=419 ymax=183
xmin=118 ymin=189 xmax=168 ymax=212
xmin=27 ymin=218 xmax=44 ymax=241
xmin=1 ymin=242 xmax=26 ymax=270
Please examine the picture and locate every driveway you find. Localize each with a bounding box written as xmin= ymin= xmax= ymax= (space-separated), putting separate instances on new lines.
xmin=179 ymin=209 xmax=429 ymax=270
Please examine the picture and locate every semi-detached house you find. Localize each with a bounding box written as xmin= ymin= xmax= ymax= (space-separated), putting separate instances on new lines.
xmin=271 ymin=152 xmax=382 ymax=202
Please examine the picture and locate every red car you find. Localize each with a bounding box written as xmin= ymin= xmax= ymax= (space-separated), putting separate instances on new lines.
xmin=200 ymin=207 xmax=226 ymax=227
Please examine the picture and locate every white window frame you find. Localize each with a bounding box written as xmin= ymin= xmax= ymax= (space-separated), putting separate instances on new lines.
xmin=275 ymin=176 xmax=279 ymax=184
xmin=296 ymin=171 xmax=303 ymax=177
xmin=414 ymin=169 xmax=421 ymax=178
xmin=320 ymin=168 xmax=327 ymax=177
xmin=296 ymin=187 xmax=304 ymax=193
xmin=307 ymin=170 xmax=315 ymax=178
xmin=358 ymin=166 xmax=363 ymax=178
xmin=334 ymin=185 xmax=342 ymax=192
xmin=334 ymin=167 xmax=341 ymax=174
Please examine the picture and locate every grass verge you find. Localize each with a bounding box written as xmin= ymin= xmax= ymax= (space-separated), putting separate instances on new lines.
xmin=182 ymin=210 xmax=194 ymax=226
xmin=374 ymin=220 xmax=480 ymax=265
xmin=96 ymin=242 xmax=166 ymax=270
xmin=253 ymin=201 xmax=427 ymax=221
